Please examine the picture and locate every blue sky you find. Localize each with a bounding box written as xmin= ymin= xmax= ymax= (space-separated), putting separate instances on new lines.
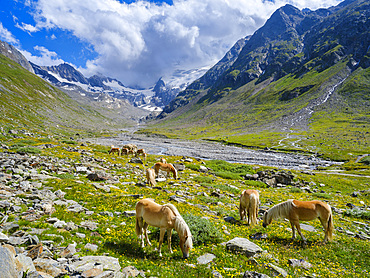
xmin=0 ymin=0 xmax=341 ymax=88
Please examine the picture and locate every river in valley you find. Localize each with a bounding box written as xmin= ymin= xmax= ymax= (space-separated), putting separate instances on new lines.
xmin=85 ymin=134 xmax=343 ymax=171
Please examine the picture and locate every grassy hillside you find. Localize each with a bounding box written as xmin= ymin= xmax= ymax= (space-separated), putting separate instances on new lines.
xmin=0 ymin=54 xmax=135 ymax=137
xmin=141 ymin=60 xmax=369 ymax=162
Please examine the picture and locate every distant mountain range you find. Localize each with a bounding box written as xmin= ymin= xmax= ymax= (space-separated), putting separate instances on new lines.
xmin=155 ymin=0 xmax=369 ymax=134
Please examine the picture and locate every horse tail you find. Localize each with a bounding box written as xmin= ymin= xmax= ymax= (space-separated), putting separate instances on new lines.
xmin=327 ymin=209 xmax=334 ymax=241
xmin=173 ymin=164 xmax=178 ymax=179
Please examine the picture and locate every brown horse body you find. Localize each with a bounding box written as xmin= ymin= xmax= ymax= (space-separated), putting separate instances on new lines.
xmin=239 ymin=189 xmax=259 ymax=225
xmin=136 ymin=149 xmax=147 ymax=160
xmin=262 ymin=199 xmax=334 ymax=243
xmin=154 ymin=162 xmax=177 ymax=179
xmin=109 ymin=146 xmax=121 ymax=156
xmin=135 ymin=198 xmax=192 ymax=258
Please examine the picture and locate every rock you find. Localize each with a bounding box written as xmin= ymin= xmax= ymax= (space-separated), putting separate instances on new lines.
xmin=87 ymin=172 xmax=107 ymax=181
xmin=288 ymin=258 xmax=312 ymax=269
xmin=129 ymin=157 xmax=143 ymax=164
xmin=71 ymin=256 xmax=121 ymax=272
xmin=265 ymin=263 xmax=287 ymax=277
xmin=250 ymin=232 xmax=268 ymax=240
xmin=224 ymin=216 xmax=236 ymax=224
xmin=197 ymin=253 xmax=216 ymax=264
xmin=225 ymin=238 xmax=263 ymax=257
xmin=0 ymin=246 xmax=19 ymax=278
xmin=27 ymin=243 xmax=43 ymax=260
xmin=211 ymin=269 xmax=223 ymax=278
xmin=123 ymin=210 xmax=136 ymax=217
xmin=84 ymin=243 xmax=99 ymax=252
xmin=59 ymin=243 xmax=77 ymax=258
xmin=0 ymin=231 xmax=10 ymax=243
xmin=121 ymin=266 xmax=141 ymax=277
xmin=199 ymin=165 xmax=208 ymax=173
xmin=16 ymin=253 xmax=37 ymax=273
xmin=242 ymin=271 xmax=271 ymax=278
xmin=33 ymin=258 xmax=67 ymax=277
xmin=80 ymin=221 xmax=99 ymax=231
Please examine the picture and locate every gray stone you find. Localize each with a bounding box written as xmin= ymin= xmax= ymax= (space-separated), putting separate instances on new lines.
xmin=0 ymin=231 xmax=9 ymax=243
xmin=225 ymin=237 xmax=263 ymax=257
xmin=197 ymin=253 xmax=216 ymax=265
xmin=288 ymin=258 xmax=312 ymax=269
xmin=16 ymin=253 xmax=37 ymax=273
xmin=242 ymin=271 xmax=271 ymax=278
xmin=84 ymin=243 xmax=99 ymax=252
xmin=265 ymin=263 xmax=287 ymax=277
xmin=80 ymin=221 xmax=98 ymax=231
xmin=72 ymin=256 xmax=121 ymax=272
xmin=33 ymin=258 xmax=67 ymax=277
xmin=0 ymin=246 xmax=19 ymax=278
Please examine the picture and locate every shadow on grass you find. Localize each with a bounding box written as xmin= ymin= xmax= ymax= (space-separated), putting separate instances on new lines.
xmin=103 ymin=240 xmax=185 ymax=261
xmin=264 ymin=236 xmax=320 ymax=248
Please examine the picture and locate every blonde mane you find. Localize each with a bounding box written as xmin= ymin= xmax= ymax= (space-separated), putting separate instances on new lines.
xmin=266 ymin=199 xmax=293 ymax=222
xmin=165 ymin=203 xmax=193 ymax=249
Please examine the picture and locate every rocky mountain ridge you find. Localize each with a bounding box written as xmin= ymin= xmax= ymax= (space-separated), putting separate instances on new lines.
xmin=158 ymin=0 xmax=370 ymax=123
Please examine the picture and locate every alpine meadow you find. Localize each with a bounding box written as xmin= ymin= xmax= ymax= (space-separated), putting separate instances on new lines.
xmin=0 ymin=0 xmax=369 ymax=278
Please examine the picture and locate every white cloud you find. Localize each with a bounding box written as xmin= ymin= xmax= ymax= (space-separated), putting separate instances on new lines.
xmin=21 ymin=45 xmax=65 ymax=66
xmin=15 ymin=22 xmax=39 ymax=34
xmin=0 ymin=23 xmax=20 ymax=47
xmin=30 ymin=0 xmax=342 ymax=87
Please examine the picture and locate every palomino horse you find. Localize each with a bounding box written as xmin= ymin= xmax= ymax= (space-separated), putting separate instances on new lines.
xmin=121 ymin=148 xmax=129 ymax=156
xmin=262 ymin=199 xmax=334 ymax=244
xmin=154 ymin=162 xmax=177 ymax=179
xmin=239 ymin=189 xmax=259 ymax=225
xmin=146 ymin=168 xmax=156 ymax=186
xmin=136 ymin=149 xmax=147 ymax=160
xmin=135 ymin=198 xmax=193 ymax=258
xmin=108 ymin=145 xmax=121 ymax=156
xmin=123 ymin=144 xmax=138 ymax=155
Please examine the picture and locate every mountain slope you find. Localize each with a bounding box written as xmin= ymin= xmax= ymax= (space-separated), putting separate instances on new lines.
xmin=144 ymin=0 xmax=370 ymax=160
xmin=0 ymin=52 xmax=141 ymax=136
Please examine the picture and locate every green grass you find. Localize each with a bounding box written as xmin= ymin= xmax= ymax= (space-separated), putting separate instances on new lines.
xmin=2 ymin=136 xmax=369 ymax=278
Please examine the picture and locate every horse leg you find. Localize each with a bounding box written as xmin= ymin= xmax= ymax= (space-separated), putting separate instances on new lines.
xmin=143 ymin=222 xmax=151 ymax=246
xmin=157 ymin=228 xmax=166 ymax=257
xmin=239 ymin=205 xmax=245 ymax=220
xmin=167 ymin=229 xmax=173 ymax=254
xmin=293 ymin=220 xmax=307 ymax=243
xmin=319 ymin=216 xmax=329 ymax=243
xmin=290 ymin=221 xmax=296 ymax=239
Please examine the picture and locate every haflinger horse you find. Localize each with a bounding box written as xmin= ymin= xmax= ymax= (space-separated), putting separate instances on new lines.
xmin=146 ymin=168 xmax=156 ymax=186
xmin=136 ymin=148 xmax=147 ymax=160
xmin=135 ymin=198 xmax=193 ymax=258
xmin=262 ymin=199 xmax=334 ymax=244
xmin=108 ymin=145 xmax=121 ymax=156
xmin=239 ymin=189 xmax=259 ymax=225
xmin=154 ymin=162 xmax=177 ymax=179
xmin=123 ymin=144 xmax=138 ymax=155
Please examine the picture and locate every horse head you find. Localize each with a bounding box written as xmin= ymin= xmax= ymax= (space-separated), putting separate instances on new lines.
xmin=262 ymin=210 xmax=271 ymax=228
xmin=179 ymin=233 xmax=192 ymax=259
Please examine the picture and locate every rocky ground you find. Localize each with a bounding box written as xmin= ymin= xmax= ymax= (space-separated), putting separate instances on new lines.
xmin=86 ymin=134 xmax=343 ymax=171
xmin=0 ymin=140 xmax=369 ymax=277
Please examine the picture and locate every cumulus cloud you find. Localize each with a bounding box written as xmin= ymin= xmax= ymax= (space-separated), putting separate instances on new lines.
xmin=21 ymin=45 xmax=65 ymax=66
xmin=29 ymin=0 xmax=341 ymax=87
xmin=0 ymin=23 xmax=20 ymax=47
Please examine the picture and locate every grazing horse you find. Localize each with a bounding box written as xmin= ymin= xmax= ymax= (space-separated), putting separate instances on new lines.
xmin=121 ymin=147 xmax=129 ymax=156
xmin=108 ymin=145 xmax=121 ymax=156
xmin=154 ymin=162 xmax=177 ymax=179
xmin=135 ymin=198 xmax=193 ymax=258
xmin=262 ymin=199 xmax=334 ymax=244
xmin=239 ymin=189 xmax=259 ymax=225
xmin=136 ymin=149 xmax=147 ymax=160
xmin=146 ymin=168 xmax=156 ymax=186
xmin=123 ymin=144 xmax=138 ymax=155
